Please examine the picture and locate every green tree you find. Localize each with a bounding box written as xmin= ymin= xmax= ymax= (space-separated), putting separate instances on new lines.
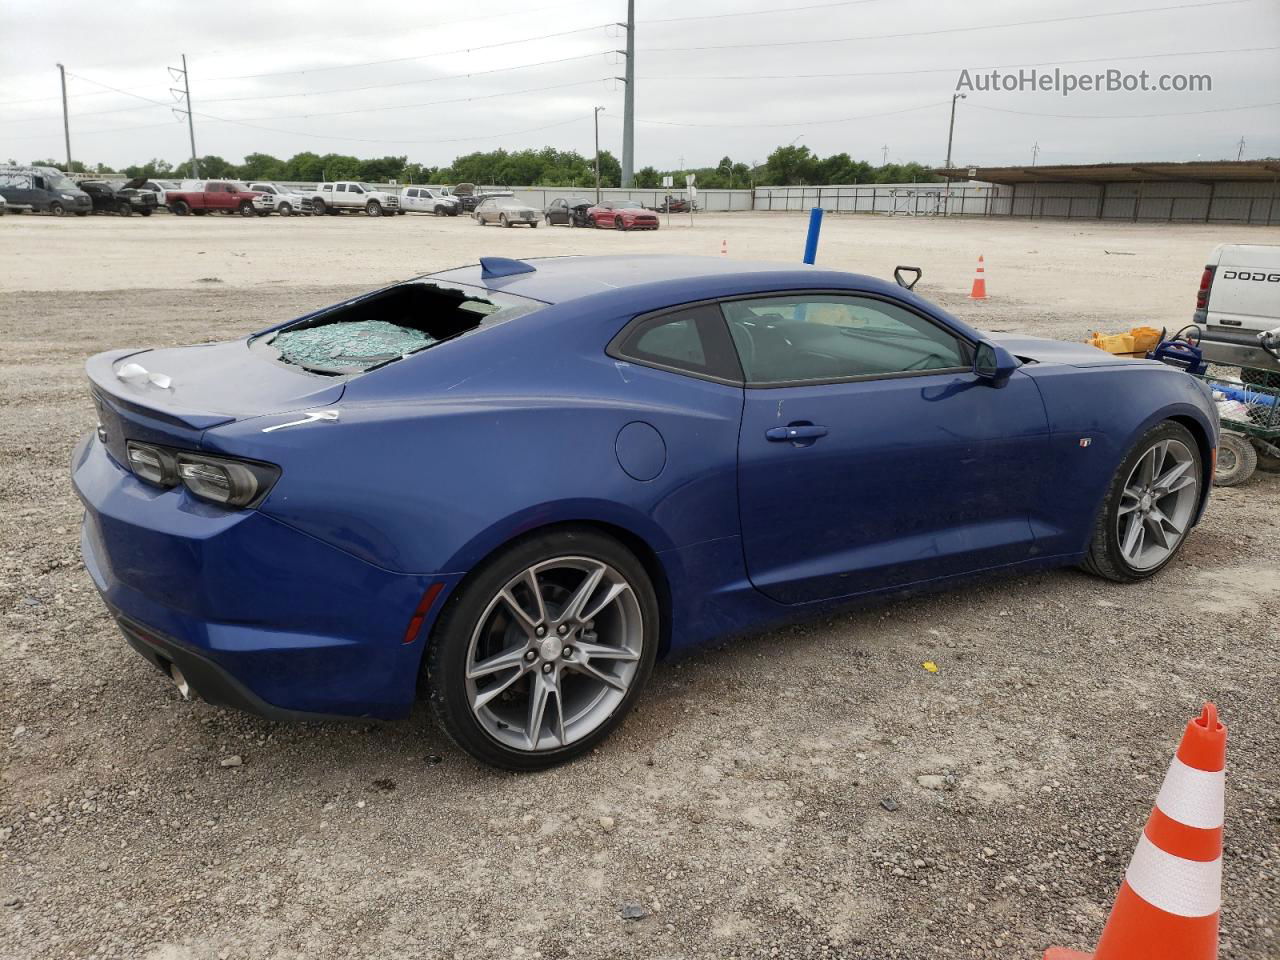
xmin=238 ymin=153 xmax=285 ymax=181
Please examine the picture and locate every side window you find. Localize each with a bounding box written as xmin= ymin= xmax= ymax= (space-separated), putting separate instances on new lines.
xmin=33 ymin=176 xmax=46 ymax=189
xmin=721 ymin=295 xmax=971 ymax=386
xmin=610 ymin=303 xmax=742 ymax=382
xmin=350 ymin=184 xmax=364 ymax=194
xmin=406 ymin=188 xmax=418 ymax=198
xmin=335 ymin=183 xmax=347 ymax=192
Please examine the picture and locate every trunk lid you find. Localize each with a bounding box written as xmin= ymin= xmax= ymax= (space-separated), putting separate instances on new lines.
xmin=87 ymin=343 xmax=344 ymax=462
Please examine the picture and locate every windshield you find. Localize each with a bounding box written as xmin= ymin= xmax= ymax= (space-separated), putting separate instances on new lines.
xmin=49 ymin=175 xmax=77 ymax=192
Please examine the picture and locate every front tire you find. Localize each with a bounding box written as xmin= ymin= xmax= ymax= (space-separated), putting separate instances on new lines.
xmin=426 ymin=528 xmax=659 ymax=770
xmin=312 ymin=198 xmax=326 ymax=215
xmin=1081 ymin=421 xmax=1202 ymax=582
xmin=366 ymin=201 xmax=382 ymax=217
xmin=278 ymin=203 xmax=292 ymax=217
xmin=238 ymin=201 xmax=255 ymax=217
xmin=118 ymin=201 xmax=133 ymax=217
xmin=48 ymin=202 xmax=65 ymax=217
xmin=499 ymin=213 xmax=510 ymax=228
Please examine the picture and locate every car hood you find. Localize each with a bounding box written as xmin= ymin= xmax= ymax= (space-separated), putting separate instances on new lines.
xmin=987 ymin=332 xmax=1151 ymax=368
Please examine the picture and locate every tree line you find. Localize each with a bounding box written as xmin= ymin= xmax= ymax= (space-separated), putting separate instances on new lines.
xmin=20 ymin=144 xmax=939 ymax=188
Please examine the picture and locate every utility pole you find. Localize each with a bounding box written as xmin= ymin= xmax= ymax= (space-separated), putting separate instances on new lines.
xmin=169 ymin=54 xmax=199 ymax=178
xmin=1236 ymin=136 xmax=1246 ymax=161
xmin=593 ymin=106 xmax=604 ymax=203
xmin=944 ymin=92 xmax=966 ymax=170
xmin=881 ymin=144 xmax=889 ymax=166
xmin=619 ymin=0 xmax=635 ymax=187
xmin=1031 ymin=141 xmax=1040 ymax=165
xmin=56 ymin=63 xmax=72 ymax=171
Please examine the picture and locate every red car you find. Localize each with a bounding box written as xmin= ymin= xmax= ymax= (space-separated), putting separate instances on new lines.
xmin=587 ymin=201 xmax=660 ymax=231
xmin=165 ymin=180 xmax=265 ymax=217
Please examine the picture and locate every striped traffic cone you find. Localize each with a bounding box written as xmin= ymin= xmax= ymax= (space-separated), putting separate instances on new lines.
xmin=968 ymin=255 xmax=988 ymax=299
xmin=1044 ymin=703 xmax=1226 ymax=960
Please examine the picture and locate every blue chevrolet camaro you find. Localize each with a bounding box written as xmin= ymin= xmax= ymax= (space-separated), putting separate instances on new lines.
xmin=73 ymin=255 xmax=1218 ymax=768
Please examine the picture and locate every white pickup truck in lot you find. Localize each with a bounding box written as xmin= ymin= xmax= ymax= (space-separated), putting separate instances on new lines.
xmin=1195 ymin=243 xmax=1280 ymax=385
xmin=309 ymin=181 xmax=400 ymax=217
xmin=248 ymin=183 xmax=314 ymax=217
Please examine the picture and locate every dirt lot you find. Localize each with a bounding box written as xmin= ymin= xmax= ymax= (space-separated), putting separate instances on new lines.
xmin=1 ymin=211 xmax=1277 ymax=960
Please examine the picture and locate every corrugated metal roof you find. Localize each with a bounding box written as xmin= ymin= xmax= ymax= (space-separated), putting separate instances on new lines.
xmin=935 ymin=160 xmax=1280 ymax=184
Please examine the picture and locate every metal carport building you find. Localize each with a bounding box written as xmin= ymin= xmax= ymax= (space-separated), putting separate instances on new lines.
xmin=934 ymin=160 xmax=1280 ymax=224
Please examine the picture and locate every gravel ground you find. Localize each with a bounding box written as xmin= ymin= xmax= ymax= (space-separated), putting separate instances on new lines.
xmin=1 ymin=213 xmax=1277 ymax=960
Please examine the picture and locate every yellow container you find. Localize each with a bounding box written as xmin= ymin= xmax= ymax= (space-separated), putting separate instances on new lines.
xmin=1088 ymin=331 xmax=1136 ymax=354
xmin=1130 ymin=326 xmax=1161 ymax=353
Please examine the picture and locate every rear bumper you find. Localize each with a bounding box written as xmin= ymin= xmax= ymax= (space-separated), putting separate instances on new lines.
xmin=1198 ymin=328 xmax=1279 ymax=373
xmin=72 ymin=432 xmax=456 ymax=720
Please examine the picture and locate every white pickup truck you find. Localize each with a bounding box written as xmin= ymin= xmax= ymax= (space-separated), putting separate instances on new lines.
xmin=248 ymin=182 xmax=314 ymax=217
xmin=309 ymin=181 xmax=400 ymax=217
xmin=1195 ymin=243 xmax=1280 ymax=384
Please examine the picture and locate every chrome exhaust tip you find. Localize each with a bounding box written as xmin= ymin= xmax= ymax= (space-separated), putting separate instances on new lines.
xmin=168 ymin=663 xmax=191 ymax=700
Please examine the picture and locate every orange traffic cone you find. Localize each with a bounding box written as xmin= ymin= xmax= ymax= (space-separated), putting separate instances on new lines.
xmin=721 ymin=239 xmax=728 ymax=257
xmin=968 ymin=255 xmax=988 ymax=299
xmin=1044 ymin=703 xmax=1226 ymax=960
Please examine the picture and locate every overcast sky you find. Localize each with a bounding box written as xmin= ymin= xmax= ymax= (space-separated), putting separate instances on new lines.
xmin=3 ymin=0 xmax=1278 ymax=172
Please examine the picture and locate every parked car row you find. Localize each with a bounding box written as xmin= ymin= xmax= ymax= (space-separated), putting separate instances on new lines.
xmin=539 ymin=197 xmax=661 ymax=230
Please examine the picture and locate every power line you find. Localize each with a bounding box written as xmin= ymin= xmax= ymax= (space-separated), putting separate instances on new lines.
xmin=604 ymin=100 xmax=949 ymax=129
xmin=640 ymin=0 xmax=886 ymax=23
xmin=642 ymin=0 xmax=1254 ymax=53
xmin=637 ymin=45 xmax=1280 ymax=81
xmin=199 ymin=52 xmax=617 ymax=104
xmin=201 ymin=24 xmax=615 ymax=83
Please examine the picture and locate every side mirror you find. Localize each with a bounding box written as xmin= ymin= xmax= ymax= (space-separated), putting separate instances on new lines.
xmin=973 ymin=341 xmax=1018 ymax=388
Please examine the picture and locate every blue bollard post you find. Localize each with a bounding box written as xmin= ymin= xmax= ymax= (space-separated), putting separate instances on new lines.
xmin=802 ymin=207 xmax=823 ymax=264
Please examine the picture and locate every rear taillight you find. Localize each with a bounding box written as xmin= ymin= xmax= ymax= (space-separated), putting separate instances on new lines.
xmin=1196 ymin=265 xmax=1215 ymax=310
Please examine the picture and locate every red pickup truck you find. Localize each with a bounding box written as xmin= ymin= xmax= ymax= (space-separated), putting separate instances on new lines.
xmin=166 ymin=180 xmax=264 ymax=217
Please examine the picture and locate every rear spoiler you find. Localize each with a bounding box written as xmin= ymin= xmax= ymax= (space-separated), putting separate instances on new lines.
xmin=86 ymin=349 xmax=235 ymax=431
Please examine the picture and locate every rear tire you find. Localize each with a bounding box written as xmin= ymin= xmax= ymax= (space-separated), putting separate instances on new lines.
xmin=170 ymin=199 xmax=190 ymax=216
xmin=1081 ymin=421 xmax=1202 ymax=581
xmin=1215 ymin=432 xmax=1257 ymax=486
xmin=425 ymin=527 xmax=658 ymax=770
xmin=118 ymin=201 xmax=133 ymax=217
xmin=615 ymin=216 xmax=625 ymax=231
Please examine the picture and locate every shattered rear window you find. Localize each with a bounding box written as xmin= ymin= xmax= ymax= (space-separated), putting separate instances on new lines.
xmin=253 ymin=281 xmax=538 ymax=375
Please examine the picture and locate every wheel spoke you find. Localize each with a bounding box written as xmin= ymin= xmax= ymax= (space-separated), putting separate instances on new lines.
xmin=1144 ymin=513 xmax=1171 ymax=551
xmin=568 ymin=657 xmax=628 ymax=692
xmin=526 ymin=672 xmax=553 ymax=749
xmin=520 ymin=568 xmax=548 ymax=625
xmin=1118 ymin=487 xmax=1144 ymax=516
xmin=561 ymin=563 xmax=606 ymax=623
xmin=1121 ymin=513 xmax=1145 ymax=560
xmin=580 ymin=581 xmax=632 ymax=624
xmin=467 ymin=644 xmax=528 ymax=680
xmin=472 ymin=662 xmax=528 ymax=710
xmin=575 ymin=640 xmax=641 ymax=662
xmin=500 ymin=585 xmax=540 ymax=636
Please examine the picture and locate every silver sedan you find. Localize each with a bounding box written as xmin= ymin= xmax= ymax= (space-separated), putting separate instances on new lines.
xmin=474 ymin=197 xmax=540 ymax=227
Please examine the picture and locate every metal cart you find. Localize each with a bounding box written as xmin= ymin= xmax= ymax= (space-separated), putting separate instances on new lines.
xmin=1195 ymin=366 xmax=1280 ymax=486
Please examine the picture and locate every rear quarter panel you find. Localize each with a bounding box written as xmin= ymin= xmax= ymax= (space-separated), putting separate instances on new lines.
xmin=201 ymin=313 xmax=746 ymax=578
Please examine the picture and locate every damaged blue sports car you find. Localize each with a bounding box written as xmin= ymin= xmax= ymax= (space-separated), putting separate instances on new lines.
xmin=73 ymin=255 xmax=1218 ymax=768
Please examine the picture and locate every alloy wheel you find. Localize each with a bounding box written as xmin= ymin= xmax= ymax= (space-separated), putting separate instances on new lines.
xmin=1116 ymin=438 xmax=1199 ymax=570
xmin=465 ymin=557 xmax=643 ymax=753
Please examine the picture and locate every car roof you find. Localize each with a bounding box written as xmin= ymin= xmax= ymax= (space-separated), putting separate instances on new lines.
xmin=424 ymin=255 xmax=912 ymax=307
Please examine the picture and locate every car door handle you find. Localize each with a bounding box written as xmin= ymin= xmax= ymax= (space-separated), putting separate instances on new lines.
xmin=766 ymin=424 xmax=828 ymax=442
